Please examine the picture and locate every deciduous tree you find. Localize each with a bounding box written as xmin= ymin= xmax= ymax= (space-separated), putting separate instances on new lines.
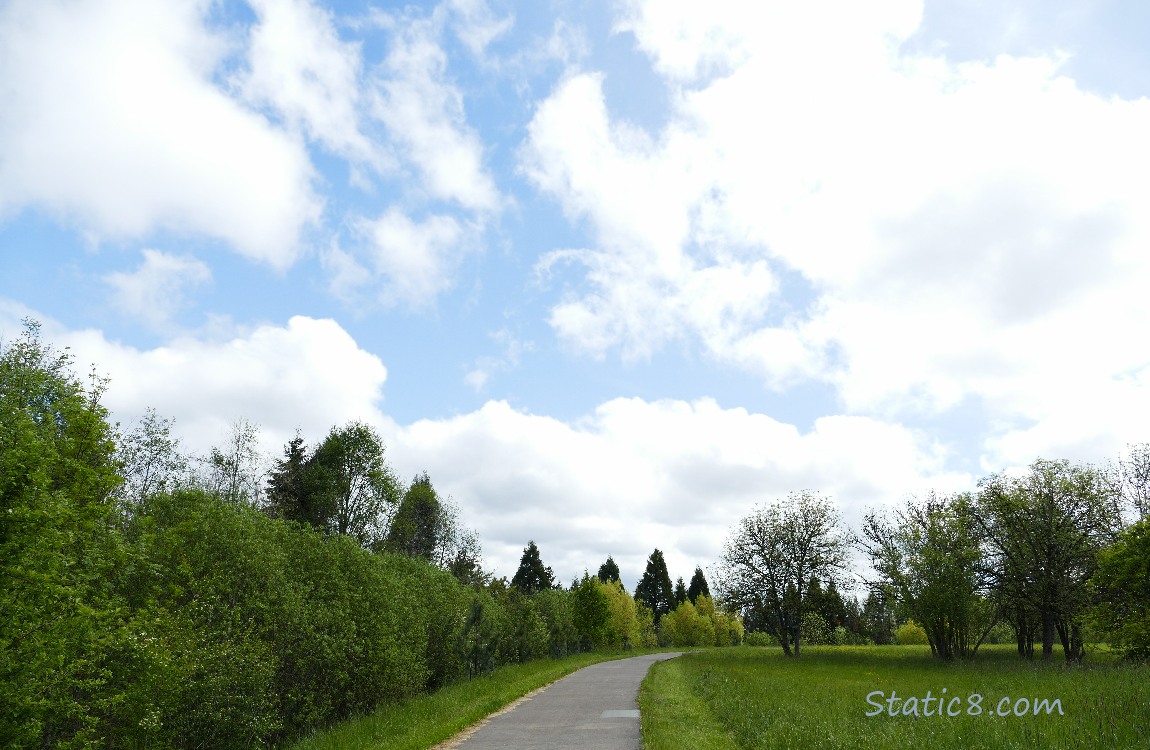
xmin=1089 ymin=519 xmax=1150 ymax=658
xmin=977 ymin=459 xmax=1123 ymax=662
xmin=716 ymin=490 xmax=852 ymax=656
xmin=861 ymin=492 xmax=991 ymax=659
xmin=0 ymin=320 xmax=125 ymax=747
xmin=307 ymin=421 xmax=399 ymax=546
xmin=116 ymin=407 xmax=188 ymax=507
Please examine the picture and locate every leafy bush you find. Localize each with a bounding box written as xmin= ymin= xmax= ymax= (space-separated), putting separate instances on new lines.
xmin=661 ymin=601 xmax=715 ymax=647
xmin=1090 ymin=519 xmax=1150 ymax=658
xmin=894 ymin=620 xmax=930 ymax=645
xmin=744 ymin=631 xmax=774 ymax=647
xmin=801 ymin=611 xmax=833 ymax=645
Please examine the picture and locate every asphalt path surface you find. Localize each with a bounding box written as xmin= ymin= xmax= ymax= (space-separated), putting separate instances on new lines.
xmin=447 ymin=652 xmax=685 ymax=750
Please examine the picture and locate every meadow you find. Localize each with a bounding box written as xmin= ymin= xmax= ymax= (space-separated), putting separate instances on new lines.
xmin=639 ymin=645 xmax=1149 ymax=750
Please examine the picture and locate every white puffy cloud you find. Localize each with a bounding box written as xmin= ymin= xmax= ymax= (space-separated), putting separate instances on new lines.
xmin=17 ymin=312 xmax=393 ymax=460
xmin=0 ymin=0 xmax=322 ymax=267
xmin=102 ymin=249 xmax=212 ymax=329
xmin=368 ymin=11 xmax=502 ymax=213
xmin=387 ymin=396 xmax=969 ymax=586
xmin=241 ymin=0 xmax=386 ymax=173
xmin=522 ymin=0 xmax=1150 ymax=471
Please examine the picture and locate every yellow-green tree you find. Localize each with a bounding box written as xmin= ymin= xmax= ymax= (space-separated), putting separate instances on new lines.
xmin=597 ymin=579 xmax=640 ymax=649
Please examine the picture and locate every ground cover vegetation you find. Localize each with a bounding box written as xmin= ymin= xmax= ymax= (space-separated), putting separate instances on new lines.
xmin=4 ymin=320 xmax=1147 ymax=747
xmin=640 ymin=646 xmax=1149 ymax=750
xmin=0 ymin=322 xmax=736 ymax=749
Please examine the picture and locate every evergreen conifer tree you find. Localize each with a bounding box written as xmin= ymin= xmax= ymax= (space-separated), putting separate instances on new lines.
xmin=687 ymin=566 xmax=710 ymax=603
xmin=511 ymin=540 xmax=554 ymax=593
xmin=597 ymin=555 xmax=621 ymax=584
xmin=634 ymin=548 xmax=674 ymax=622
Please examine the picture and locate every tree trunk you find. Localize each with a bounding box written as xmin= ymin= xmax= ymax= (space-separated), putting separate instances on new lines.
xmin=1041 ymin=608 xmax=1055 ymax=661
xmin=1070 ymin=623 xmax=1084 ymax=663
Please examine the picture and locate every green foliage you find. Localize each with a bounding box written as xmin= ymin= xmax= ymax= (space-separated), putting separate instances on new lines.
xmin=636 ymin=602 xmax=659 ymax=648
xmin=800 ymin=610 xmax=833 ymax=645
xmin=635 ymin=548 xmax=675 ymax=624
xmin=861 ymin=591 xmax=895 ymax=645
xmin=116 ymin=406 xmax=188 ymax=505
xmin=510 ymin=540 xmax=555 ymax=594
xmin=597 ymin=579 xmax=641 ymax=649
xmin=307 ymin=421 xmax=400 ymax=544
xmin=385 ymin=472 xmax=443 ymax=559
xmin=743 ymin=631 xmax=774 ymax=647
xmin=687 ymin=566 xmax=710 ymax=603
xmin=894 ymin=620 xmax=930 ymax=645
xmin=198 ymin=417 xmax=264 ymax=506
xmin=983 ymin=620 xmax=1015 ymax=645
xmin=716 ymin=491 xmax=853 ymax=656
xmin=978 ymin=458 xmax=1124 ymax=662
xmin=265 ymin=433 xmax=311 ymax=524
xmin=571 ymin=573 xmax=610 ymax=648
xmin=662 ymin=601 xmax=715 ymax=647
xmin=0 ymin=320 xmax=126 ymax=749
xmin=696 ymin=596 xmax=744 ymax=646
xmin=862 ymin=492 xmax=989 ymax=659
xmin=597 ymin=555 xmax=621 ymax=584
xmin=1090 ymin=519 xmax=1150 ymax=658
xmin=533 ymin=587 xmax=582 ymax=657
xmin=661 ymin=596 xmax=743 ymax=647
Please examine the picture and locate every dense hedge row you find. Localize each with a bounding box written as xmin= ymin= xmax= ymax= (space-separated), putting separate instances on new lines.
xmin=6 ymin=483 xmax=624 ymax=749
xmin=115 ymin=488 xmax=480 ymax=747
xmin=3 ymin=321 xmax=747 ymax=749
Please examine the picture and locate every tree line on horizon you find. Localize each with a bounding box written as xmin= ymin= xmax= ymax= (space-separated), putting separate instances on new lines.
xmin=4 ymin=320 xmax=1149 ymax=749
xmin=715 ymin=458 xmax=1149 ymax=661
xmin=1 ymin=321 xmax=742 ymax=750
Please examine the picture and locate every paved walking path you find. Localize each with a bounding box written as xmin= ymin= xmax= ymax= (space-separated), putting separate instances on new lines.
xmin=446 ymin=652 xmax=685 ymax=750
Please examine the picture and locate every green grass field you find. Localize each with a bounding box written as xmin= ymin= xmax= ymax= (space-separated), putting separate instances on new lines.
xmin=640 ymin=646 xmax=1149 ymax=750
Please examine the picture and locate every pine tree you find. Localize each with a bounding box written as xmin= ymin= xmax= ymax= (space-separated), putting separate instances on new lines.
xmin=634 ymin=548 xmax=674 ymax=622
xmin=511 ymin=541 xmax=555 ymax=593
xmin=673 ymin=577 xmax=687 ymax=607
xmin=687 ymin=566 xmax=710 ymax=603
xmin=597 ymin=555 xmax=621 ymax=584
xmin=266 ymin=433 xmax=309 ymax=522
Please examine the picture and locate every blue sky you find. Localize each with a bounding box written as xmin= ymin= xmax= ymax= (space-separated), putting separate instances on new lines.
xmin=2 ymin=0 xmax=1149 ymax=589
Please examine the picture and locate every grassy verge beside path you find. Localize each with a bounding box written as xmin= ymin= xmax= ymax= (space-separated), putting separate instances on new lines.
xmin=640 ymin=645 xmax=1149 ymax=750
xmin=289 ymin=649 xmax=680 ymax=750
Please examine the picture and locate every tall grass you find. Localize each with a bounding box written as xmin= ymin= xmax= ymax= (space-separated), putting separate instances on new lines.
xmin=641 ymin=645 xmax=1149 ymax=750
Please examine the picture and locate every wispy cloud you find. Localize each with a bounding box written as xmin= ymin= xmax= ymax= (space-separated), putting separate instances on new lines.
xmin=103 ymin=249 xmax=212 ymax=330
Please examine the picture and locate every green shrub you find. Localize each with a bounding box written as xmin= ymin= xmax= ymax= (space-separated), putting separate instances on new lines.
xmin=894 ymin=620 xmax=930 ymax=645
xmin=743 ymin=631 xmax=774 ymax=647
xmin=801 ymin=611 xmax=833 ymax=645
